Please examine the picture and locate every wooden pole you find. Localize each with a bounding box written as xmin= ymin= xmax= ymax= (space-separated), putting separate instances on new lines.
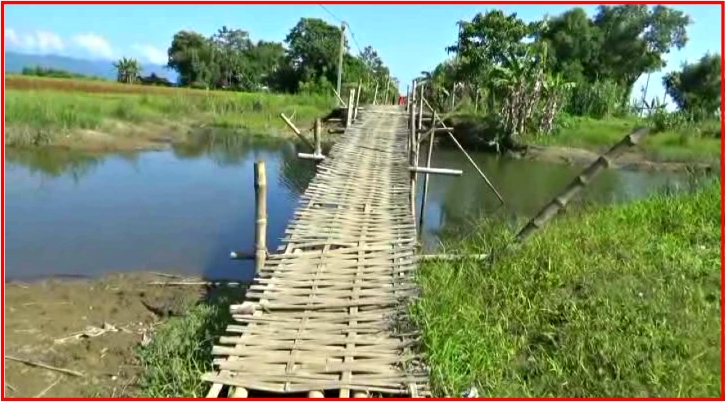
xmin=384 ymin=78 xmax=390 ymax=105
xmin=515 ymin=127 xmax=650 ymax=243
xmin=314 ymin=118 xmax=322 ymax=157
xmin=418 ymin=113 xmax=436 ymax=231
xmin=346 ymin=88 xmax=355 ymax=128
xmin=373 ymin=80 xmax=379 ymax=105
xmin=409 ymin=80 xmax=418 ymax=222
xmin=254 ymin=160 xmax=267 ymax=273
xmin=405 ymin=84 xmax=410 ymax=111
xmin=336 ymin=22 xmax=346 ymax=98
xmin=416 ymin=83 xmax=424 ymax=130
xmin=354 ymin=81 xmax=362 ymax=121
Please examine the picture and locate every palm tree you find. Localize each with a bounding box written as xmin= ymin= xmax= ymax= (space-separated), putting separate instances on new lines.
xmin=113 ymin=57 xmax=142 ymax=84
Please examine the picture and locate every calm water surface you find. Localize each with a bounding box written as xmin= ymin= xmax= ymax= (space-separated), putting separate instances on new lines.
xmin=5 ymin=135 xmax=687 ymax=281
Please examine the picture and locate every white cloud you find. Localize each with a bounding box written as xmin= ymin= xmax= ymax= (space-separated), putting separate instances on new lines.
xmin=132 ymin=44 xmax=167 ymax=65
xmin=4 ymin=28 xmax=64 ymax=53
xmin=72 ymin=32 xmax=114 ymax=59
xmin=5 ymin=28 xmax=19 ymax=46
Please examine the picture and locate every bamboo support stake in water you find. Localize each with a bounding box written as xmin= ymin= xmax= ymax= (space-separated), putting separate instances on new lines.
xmin=418 ymin=114 xmax=436 ymax=231
xmin=516 ymin=127 xmax=650 ymax=243
xmin=254 ymin=160 xmax=267 ymax=273
xmin=313 ymin=118 xmax=322 ymax=157
xmin=345 ymin=89 xmax=355 ymax=128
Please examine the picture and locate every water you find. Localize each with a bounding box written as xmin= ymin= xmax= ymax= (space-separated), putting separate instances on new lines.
xmin=5 ymin=135 xmax=687 ymax=281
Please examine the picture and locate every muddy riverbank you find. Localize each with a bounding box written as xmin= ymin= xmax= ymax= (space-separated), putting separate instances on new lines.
xmin=4 ymin=272 xmax=216 ymax=397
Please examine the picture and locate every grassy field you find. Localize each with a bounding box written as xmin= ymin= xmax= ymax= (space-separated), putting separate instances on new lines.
xmin=5 ymin=76 xmax=335 ymax=151
xmin=411 ymin=177 xmax=721 ymax=397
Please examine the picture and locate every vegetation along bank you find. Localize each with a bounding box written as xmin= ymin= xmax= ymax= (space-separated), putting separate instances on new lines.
xmin=419 ymin=7 xmax=721 ymax=169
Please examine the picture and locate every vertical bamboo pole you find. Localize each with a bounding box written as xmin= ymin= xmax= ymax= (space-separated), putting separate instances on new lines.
xmin=373 ymin=80 xmax=379 ymax=105
xmin=254 ymin=160 xmax=267 ymax=273
xmin=354 ymin=81 xmax=362 ymax=121
xmin=418 ymin=108 xmax=436 ymax=231
xmin=409 ymin=81 xmax=418 ymax=222
xmin=384 ymin=79 xmax=390 ymax=105
xmin=346 ymin=88 xmax=355 ymax=128
xmin=405 ymin=84 xmax=410 ymax=111
xmin=417 ymin=83 xmax=425 ymax=130
xmin=313 ymin=118 xmax=322 ymax=157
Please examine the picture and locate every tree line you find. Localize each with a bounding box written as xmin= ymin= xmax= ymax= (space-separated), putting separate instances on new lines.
xmin=112 ymin=18 xmax=398 ymax=104
xmin=418 ymin=5 xmax=721 ymax=148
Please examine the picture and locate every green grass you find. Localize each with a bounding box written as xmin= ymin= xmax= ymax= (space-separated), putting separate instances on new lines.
xmin=135 ymin=287 xmax=242 ymax=398
xmin=532 ymin=115 xmax=722 ymax=163
xmin=411 ymin=177 xmax=722 ymax=397
xmin=4 ymin=89 xmax=334 ymax=147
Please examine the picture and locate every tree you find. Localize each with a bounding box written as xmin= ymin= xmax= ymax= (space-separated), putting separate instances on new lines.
xmin=663 ymin=53 xmax=722 ymax=117
xmin=113 ymin=57 xmax=141 ymax=84
xmin=285 ymin=18 xmax=346 ymax=90
xmin=167 ymin=30 xmax=213 ymax=86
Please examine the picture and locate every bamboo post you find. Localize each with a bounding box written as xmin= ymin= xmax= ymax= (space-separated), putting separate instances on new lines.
xmin=418 ymin=110 xmax=436 ymax=231
xmin=417 ymin=83 xmax=425 ymax=131
xmin=515 ymin=127 xmax=650 ymax=242
xmin=409 ymin=82 xmax=418 ymax=222
xmin=354 ymin=81 xmax=362 ymax=121
xmin=405 ymin=84 xmax=410 ymax=111
xmin=346 ymin=88 xmax=355 ymax=128
xmin=254 ymin=160 xmax=267 ymax=273
xmin=373 ymin=81 xmax=379 ymax=105
xmin=384 ymin=79 xmax=390 ymax=105
xmin=313 ymin=118 xmax=322 ymax=157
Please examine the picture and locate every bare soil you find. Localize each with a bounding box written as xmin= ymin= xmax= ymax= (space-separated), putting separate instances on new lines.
xmin=520 ymin=145 xmax=717 ymax=172
xmin=4 ymin=272 xmax=206 ymax=398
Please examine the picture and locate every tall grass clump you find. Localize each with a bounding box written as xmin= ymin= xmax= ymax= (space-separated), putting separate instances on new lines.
xmin=411 ymin=178 xmax=721 ymax=397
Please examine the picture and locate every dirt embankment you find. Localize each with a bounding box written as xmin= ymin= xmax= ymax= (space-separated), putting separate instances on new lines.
xmin=4 ymin=272 xmax=207 ymax=398
xmin=517 ymin=145 xmax=718 ymax=172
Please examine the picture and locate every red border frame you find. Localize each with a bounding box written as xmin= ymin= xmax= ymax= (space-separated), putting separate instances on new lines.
xmin=2 ymin=1 xmax=724 ymax=400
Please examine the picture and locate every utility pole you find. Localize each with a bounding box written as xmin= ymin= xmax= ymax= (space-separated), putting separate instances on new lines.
xmin=336 ymin=22 xmax=346 ymax=99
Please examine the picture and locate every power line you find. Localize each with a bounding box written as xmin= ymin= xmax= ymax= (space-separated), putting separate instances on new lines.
xmin=319 ymin=4 xmax=343 ymax=24
xmin=317 ymin=5 xmax=397 ymax=91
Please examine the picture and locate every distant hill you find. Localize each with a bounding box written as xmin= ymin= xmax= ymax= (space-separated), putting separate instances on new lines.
xmin=4 ymin=51 xmax=177 ymax=82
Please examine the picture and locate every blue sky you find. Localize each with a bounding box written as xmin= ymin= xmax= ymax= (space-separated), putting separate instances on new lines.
xmin=3 ymin=3 xmax=723 ymax=102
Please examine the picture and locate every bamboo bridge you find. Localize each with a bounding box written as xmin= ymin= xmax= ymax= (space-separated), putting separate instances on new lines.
xmin=201 ymin=82 xmax=649 ymax=398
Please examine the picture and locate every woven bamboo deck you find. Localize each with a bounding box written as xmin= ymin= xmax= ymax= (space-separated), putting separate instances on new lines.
xmin=203 ymin=105 xmax=429 ymax=398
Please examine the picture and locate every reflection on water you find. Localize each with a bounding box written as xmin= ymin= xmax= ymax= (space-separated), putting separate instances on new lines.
xmin=415 ymin=150 xmax=688 ymax=250
xmin=5 ymin=133 xmax=688 ymax=281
